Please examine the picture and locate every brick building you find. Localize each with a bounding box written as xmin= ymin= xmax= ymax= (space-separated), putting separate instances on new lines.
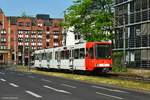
xmin=0 ymin=8 xmax=63 ymax=65
xmin=114 ymin=0 xmax=150 ymax=68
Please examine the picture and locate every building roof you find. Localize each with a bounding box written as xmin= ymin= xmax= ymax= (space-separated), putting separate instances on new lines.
xmin=36 ymin=14 xmax=50 ymax=20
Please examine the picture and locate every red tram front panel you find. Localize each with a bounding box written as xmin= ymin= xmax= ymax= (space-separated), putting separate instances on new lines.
xmin=85 ymin=42 xmax=112 ymax=71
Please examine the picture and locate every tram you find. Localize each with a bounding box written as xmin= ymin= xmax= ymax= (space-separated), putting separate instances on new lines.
xmin=33 ymin=42 xmax=112 ymax=72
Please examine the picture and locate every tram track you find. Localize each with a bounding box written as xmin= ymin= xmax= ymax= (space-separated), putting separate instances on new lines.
xmin=106 ymin=72 xmax=150 ymax=83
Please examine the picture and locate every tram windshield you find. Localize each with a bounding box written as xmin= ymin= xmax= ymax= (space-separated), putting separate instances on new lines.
xmin=95 ymin=44 xmax=111 ymax=59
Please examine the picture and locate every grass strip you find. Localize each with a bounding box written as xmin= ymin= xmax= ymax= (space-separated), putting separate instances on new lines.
xmin=16 ymin=66 xmax=150 ymax=92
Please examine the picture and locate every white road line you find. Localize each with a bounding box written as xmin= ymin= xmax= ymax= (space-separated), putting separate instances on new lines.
xmin=0 ymin=79 xmax=6 ymax=82
xmin=44 ymin=85 xmax=71 ymax=94
xmin=41 ymin=79 xmax=52 ymax=83
xmin=9 ymin=83 xmax=19 ymax=87
xmin=17 ymin=73 xmax=24 ymax=76
xmin=61 ymin=84 xmax=76 ymax=88
xmin=28 ymin=76 xmax=35 ymax=78
xmin=92 ymin=86 xmax=129 ymax=93
xmin=96 ymin=92 xmax=123 ymax=100
xmin=1 ymin=96 xmax=19 ymax=100
xmin=0 ymin=72 xmax=5 ymax=75
xmin=25 ymin=91 xmax=42 ymax=98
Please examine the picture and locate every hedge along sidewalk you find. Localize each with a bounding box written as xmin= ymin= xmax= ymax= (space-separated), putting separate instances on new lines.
xmin=16 ymin=66 xmax=150 ymax=92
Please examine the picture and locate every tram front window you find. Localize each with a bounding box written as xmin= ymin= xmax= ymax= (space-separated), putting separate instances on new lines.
xmin=95 ymin=44 xmax=111 ymax=59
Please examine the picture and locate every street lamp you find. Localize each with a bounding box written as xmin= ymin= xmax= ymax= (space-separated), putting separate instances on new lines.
xmin=123 ymin=14 xmax=126 ymax=68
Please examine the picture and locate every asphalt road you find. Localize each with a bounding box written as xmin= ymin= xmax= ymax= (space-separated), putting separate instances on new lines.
xmin=0 ymin=69 xmax=150 ymax=100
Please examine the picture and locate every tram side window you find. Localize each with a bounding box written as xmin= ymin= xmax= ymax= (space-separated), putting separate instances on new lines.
xmin=61 ymin=51 xmax=64 ymax=59
xmin=42 ymin=53 xmax=47 ymax=60
xmin=47 ymin=52 xmax=52 ymax=60
xmin=65 ymin=50 xmax=69 ymax=59
xmin=74 ymin=49 xmax=79 ymax=59
xmin=72 ymin=50 xmax=75 ymax=58
xmin=34 ymin=54 xmax=38 ymax=60
xmin=60 ymin=50 xmax=69 ymax=59
xmin=89 ymin=48 xmax=94 ymax=58
xmin=55 ymin=51 xmax=58 ymax=60
xmin=69 ymin=50 xmax=72 ymax=57
xmin=38 ymin=53 xmax=42 ymax=61
xmin=80 ymin=48 xmax=85 ymax=59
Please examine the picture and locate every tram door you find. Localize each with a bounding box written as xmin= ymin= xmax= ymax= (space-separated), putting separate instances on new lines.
xmin=57 ymin=50 xmax=61 ymax=68
xmin=69 ymin=49 xmax=74 ymax=70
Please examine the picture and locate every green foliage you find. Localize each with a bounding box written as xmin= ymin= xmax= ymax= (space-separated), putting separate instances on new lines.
xmin=112 ymin=52 xmax=127 ymax=72
xmin=21 ymin=11 xmax=27 ymax=17
xmin=112 ymin=66 xmax=128 ymax=72
xmin=63 ymin=0 xmax=114 ymax=41
xmin=21 ymin=11 xmax=31 ymax=18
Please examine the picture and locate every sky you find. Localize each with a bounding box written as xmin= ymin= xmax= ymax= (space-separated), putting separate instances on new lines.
xmin=0 ymin=0 xmax=73 ymax=18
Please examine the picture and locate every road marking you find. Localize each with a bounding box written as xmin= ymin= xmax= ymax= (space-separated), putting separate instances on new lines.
xmin=9 ymin=83 xmax=19 ymax=87
xmin=25 ymin=91 xmax=42 ymax=98
xmin=17 ymin=73 xmax=24 ymax=76
xmin=0 ymin=72 xmax=5 ymax=75
xmin=28 ymin=76 xmax=35 ymax=78
xmin=41 ymin=79 xmax=52 ymax=83
xmin=61 ymin=84 xmax=76 ymax=88
xmin=96 ymin=92 xmax=123 ymax=100
xmin=92 ymin=86 xmax=128 ymax=93
xmin=44 ymin=85 xmax=71 ymax=94
xmin=0 ymin=79 xmax=6 ymax=82
xmin=1 ymin=96 xmax=19 ymax=100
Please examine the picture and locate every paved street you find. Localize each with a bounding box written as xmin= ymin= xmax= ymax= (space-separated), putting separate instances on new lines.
xmin=0 ymin=69 xmax=150 ymax=100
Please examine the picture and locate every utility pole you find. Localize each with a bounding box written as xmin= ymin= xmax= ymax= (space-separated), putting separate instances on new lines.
xmin=8 ymin=19 xmax=11 ymax=65
xmin=28 ymin=24 xmax=31 ymax=71
xmin=63 ymin=11 xmax=67 ymax=46
xmin=14 ymin=28 xmax=17 ymax=66
xmin=22 ymin=33 xmax=25 ymax=66
xmin=123 ymin=14 xmax=126 ymax=68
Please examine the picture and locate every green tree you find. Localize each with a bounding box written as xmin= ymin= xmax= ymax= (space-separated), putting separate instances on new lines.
xmin=63 ymin=0 xmax=113 ymax=41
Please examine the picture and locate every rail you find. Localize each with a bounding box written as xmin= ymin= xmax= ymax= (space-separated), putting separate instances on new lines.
xmin=107 ymin=72 xmax=150 ymax=83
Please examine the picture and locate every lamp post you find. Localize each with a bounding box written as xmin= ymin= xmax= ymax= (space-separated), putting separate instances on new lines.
xmin=123 ymin=14 xmax=126 ymax=68
xmin=28 ymin=24 xmax=31 ymax=71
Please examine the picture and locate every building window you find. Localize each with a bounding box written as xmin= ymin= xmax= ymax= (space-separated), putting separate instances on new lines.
xmin=53 ymin=31 xmax=59 ymax=35
xmin=26 ymin=22 xmax=30 ymax=27
xmin=25 ymin=38 xmax=30 ymax=42
xmin=18 ymin=22 xmax=24 ymax=26
xmin=18 ymin=38 xmax=23 ymax=42
xmin=37 ymin=31 xmax=42 ymax=35
xmin=46 ymin=42 xmax=49 ymax=47
xmin=0 ymin=46 xmax=6 ymax=50
xmin=75 ymin=33 xmax=81 ymax=40
xmin=0 ymin=30 xmax=6 ymax=34
xmin=0 ymin=54 xmax=3 ymax=60
xmin=46 ymin=27 xmax=50 ymax=31
xmin=0 ymin=38 xmax=6 ymax=43
xmin=0 ymin=21 xmax=2 ymax=25
xmin=46 ymin=34 xmax=50 ymax=39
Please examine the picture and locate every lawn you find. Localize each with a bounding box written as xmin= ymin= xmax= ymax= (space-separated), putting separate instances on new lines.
xmin=16 ymin=66 xmax=150 ymax=92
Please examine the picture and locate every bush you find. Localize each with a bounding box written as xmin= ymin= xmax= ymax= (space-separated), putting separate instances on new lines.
xmin=112 ymin=51 xmax=127 ymax=72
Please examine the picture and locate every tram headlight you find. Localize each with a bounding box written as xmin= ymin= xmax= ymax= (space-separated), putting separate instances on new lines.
xmin=96 ymin=64 xmax=110 ymax=67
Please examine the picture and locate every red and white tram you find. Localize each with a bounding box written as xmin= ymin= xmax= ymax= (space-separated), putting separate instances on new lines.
xmin=33 ymin=42 xmax=112 ymax=72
